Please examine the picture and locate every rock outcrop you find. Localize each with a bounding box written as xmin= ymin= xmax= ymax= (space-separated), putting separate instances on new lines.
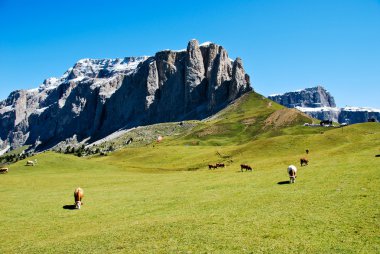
xmin=268 ymin=86 xmax=336 ymax=108
xmin=268 ymin=86 xmax=380 ymax=123
xmin=300 ymin=107 xmax=380 ymax=124
xmin=0 ymin=40 xmax=251 ymax=151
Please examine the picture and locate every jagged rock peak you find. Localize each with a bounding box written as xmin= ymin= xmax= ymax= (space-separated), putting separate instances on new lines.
xmin=67 ymin=56 xmax=149 ymax=80
xmin=187 ymin=39 xmax=200 ymax=50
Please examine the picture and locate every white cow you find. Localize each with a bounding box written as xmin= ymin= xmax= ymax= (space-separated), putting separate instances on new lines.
xmin=287 ymin=165 xmax=297 ymax=183
xmin=26 ymin=159 xmax=38 ymax=166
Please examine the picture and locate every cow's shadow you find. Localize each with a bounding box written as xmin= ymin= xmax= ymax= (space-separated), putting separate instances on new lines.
xmin=62 ymin=205 xmax=76 ymax=210
xmin=277 ymin=181 xmax=290 ymax=185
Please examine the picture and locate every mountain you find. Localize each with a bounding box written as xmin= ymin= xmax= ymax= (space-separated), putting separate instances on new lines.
xmin=0 ymin=40 xmax=251 ymax=153
xmin=268 ymin=86 xmax=380 ymax=123
xmin=44 ymin=91 xmax=313 ymax=156
xmin=268 ymin=86 xmax=336 ymax=108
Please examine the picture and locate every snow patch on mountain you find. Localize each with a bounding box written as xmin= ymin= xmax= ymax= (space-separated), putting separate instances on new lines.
xmin=21 ymin=56 xmax=149 ymax=99
xmin=343 ymin=107 xmax=380 ymax=113
xmin=200 ymin=41 xmax=213 ymax=47
xmin=35 ymin=106 xmax=49 ymax=114
xmin=39 ymin=77 xmax=60 ymax=91
xmin=71 ymin=56 xmax=148 ymax=78
xmin=296 ymin=106 xmax=340 ymax=112
xmin=0 ymin=105 xmax=13 ymax=114
xmin=270 ymin=86 xmax=380 ymax=123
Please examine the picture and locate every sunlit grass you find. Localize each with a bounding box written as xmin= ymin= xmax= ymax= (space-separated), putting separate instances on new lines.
xmin=0 ymin=91 xmax=379 ymax=253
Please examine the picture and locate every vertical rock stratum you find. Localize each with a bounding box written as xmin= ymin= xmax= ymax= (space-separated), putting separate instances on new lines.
xmin=0 ymin=40 xmax=251 ymax=152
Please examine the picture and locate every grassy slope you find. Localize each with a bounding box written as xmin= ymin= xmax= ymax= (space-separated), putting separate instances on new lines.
xmin=0 ymin=92 xmax=379 ymax=253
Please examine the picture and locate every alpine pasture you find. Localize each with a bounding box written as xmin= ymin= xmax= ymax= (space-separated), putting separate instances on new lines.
xmin=1 ymin=93 xmax=379 ymax=253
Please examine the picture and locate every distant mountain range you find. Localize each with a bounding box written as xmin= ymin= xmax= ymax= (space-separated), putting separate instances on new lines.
xmin=268 ymin=86 xmax=380 ymax=124
xmin=0 ymin=40 xmax=251 ymax=154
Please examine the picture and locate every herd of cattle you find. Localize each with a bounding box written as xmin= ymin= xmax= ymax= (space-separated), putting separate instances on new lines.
xmin=1 ymin=150 xmax=311 ymax=210
xmin=208 ymin=163 xmax=225 ymax=169
xmin=20 ymin=155 xmax=308 ymax=209
xmin=208 ymin=154 xmax=310 ymax=184
xmin=208 ymin=163 xmax=254 ymax=171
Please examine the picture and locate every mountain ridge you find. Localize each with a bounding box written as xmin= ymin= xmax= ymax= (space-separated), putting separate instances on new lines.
xmin=268 ymin=86 xmax=336 ymax=108
xmin=268 ymin=86 xmax=380 ymax=123
xmin=0 ymin=40 xmax=251 ymax=153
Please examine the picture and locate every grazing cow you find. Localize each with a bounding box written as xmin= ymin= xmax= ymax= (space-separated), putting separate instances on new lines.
xmin=0 ymin=167 xmax=8 ymax=173
xmin=208 ymin=164 xmax=217 ymax=170
xmin=240 ymin=164 xmax=252 ymax=172
xmin=216 ymin=163 xmax=225 ymax=168
xmin=306 ymin=149 xmax=309 ymax=154
xmin=26 ymin=159 xmax=37 ymax=166
xmin=300 ymin=158 xmax=309 ymax=166
xmin=288 ymin=165 xmax=297 ymax=183
xmin=74 ymin=187 xmax=84 ymax=209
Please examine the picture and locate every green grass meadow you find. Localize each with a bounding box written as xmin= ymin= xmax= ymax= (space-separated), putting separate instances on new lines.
xmin=1 ymin=93 xmax=379 ymax=253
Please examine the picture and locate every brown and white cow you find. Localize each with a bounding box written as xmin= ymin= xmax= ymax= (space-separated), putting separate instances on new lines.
xmin=74 ymin=187 xmax=84 ymax=209
xmin=288 ymin=165 xmax=297 ymax=183
xmin=0 ymin=167 xmax=8 ymax=173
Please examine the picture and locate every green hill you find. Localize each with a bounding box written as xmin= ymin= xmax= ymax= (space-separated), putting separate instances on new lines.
xmin=1 ymin=92 xmax=379 ymax=253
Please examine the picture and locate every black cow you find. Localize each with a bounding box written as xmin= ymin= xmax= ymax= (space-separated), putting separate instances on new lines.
xmin=320 ymin=120 xmax=332 ymax=126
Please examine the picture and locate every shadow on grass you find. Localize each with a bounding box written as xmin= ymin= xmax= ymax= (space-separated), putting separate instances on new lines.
xmin=277 ymin=181 xmax=290 ymax=185
xmin=63 ymin=205 xmax=76 ymax=210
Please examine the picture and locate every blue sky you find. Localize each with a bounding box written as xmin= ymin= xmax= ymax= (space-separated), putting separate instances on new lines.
xmin=1 ymin=0 xmax=379 ymax=108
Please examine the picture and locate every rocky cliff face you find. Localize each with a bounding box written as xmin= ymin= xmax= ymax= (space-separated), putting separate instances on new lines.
xmin=268 ymin=86 xmax=380 ymax=123
xmin=268 ymin=86 xmax=336 ymax=108
xmin=0 ymin=40 xmax=251 ymax=152
xmin=299 ymin=107 xmax=380 ymax=124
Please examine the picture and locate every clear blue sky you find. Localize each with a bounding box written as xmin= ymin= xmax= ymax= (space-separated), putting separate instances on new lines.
xmin=1 ymin=0 xmax=379 ymax=108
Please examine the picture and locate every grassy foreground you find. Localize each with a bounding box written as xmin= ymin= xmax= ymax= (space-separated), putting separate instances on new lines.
xmin=1 ymin=124 xmax=379 ymax=253
xmin=0 ymin=93 xmax=379 ymax=253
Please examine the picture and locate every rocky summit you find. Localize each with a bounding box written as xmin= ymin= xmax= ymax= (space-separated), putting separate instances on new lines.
xmin=268 ymin=86 xmax=380 ymax=124
xmin=0 ymin=40 xmax=251 ymax=152
xmin=268 ymin=86 xmax=336 ymax=108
